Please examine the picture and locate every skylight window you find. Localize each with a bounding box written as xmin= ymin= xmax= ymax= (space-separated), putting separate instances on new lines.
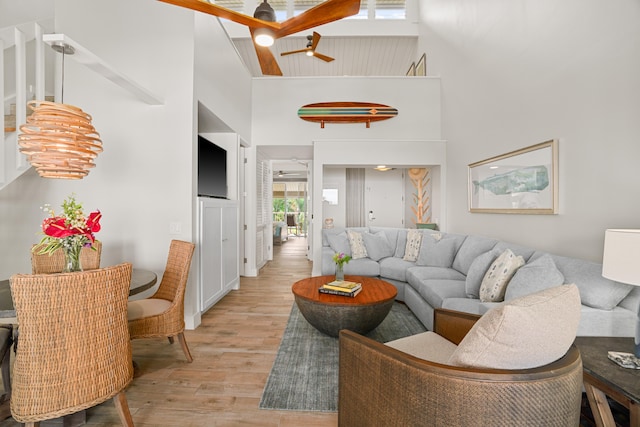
xmin=211 ymin=0 xmax=406 ymax=20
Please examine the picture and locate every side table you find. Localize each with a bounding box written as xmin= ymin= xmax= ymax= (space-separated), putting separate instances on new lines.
xmin=574 ymin=336 xmax=640 ymax=427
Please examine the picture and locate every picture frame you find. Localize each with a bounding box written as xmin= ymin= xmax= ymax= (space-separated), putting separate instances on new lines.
xmin=416 ymin=53 xmax=426 ymax=76
xmin=406 ymin=62 xmax=415 ymax=76
xmin=468 ymin=139 xmax=558 ymax=214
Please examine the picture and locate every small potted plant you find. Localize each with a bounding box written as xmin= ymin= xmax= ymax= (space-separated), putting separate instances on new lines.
xmin=332 ymin=252 xmax=351 ymax=282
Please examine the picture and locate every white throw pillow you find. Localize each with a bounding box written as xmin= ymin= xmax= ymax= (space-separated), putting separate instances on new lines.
xmin=403 ymin=229 xmax=422 ymax=262
xmin=479 ymin=249 xmax=525 ymax=302
xmin=448 ymin=284 xmax=581 ymax=370
xmin=347 ymin=230 xmax=368 ymax=259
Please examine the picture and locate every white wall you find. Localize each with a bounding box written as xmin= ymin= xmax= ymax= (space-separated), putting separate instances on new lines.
xmin=194 ymin=13 xmax=252 ymax=143
xmin=419 ymin=0 xmax=640 ymax=262
xmin=252 ymin=76 xmax=441 ymax=145
xmin=0 ymin=0 xmax=200 ymax=322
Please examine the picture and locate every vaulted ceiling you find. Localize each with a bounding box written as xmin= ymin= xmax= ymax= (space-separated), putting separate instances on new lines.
xmin=232 ymin=34 xmax=417 ymax=77
xmin=216 ymin=0 xmax=420 ymax=78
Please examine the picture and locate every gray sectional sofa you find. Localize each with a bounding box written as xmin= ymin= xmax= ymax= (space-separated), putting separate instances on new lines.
xmin=321 ymin=226 xmax=640 ymax=336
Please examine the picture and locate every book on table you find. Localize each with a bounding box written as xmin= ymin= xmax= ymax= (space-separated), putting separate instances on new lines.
xmin=318 ymin=286 xmax=362 ymax=298
xmin=323 ymin=280 xmax=361 ymax=291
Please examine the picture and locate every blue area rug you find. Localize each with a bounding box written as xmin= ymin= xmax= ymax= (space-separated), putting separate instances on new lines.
xmin=259 ymin=302 xmax=426 ymax=412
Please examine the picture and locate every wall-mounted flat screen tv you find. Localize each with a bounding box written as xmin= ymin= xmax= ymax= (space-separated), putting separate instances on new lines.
xmin=198 ymin=135 xmax=228 ymax=199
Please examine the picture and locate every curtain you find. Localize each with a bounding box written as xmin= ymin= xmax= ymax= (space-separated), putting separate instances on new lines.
xmin=346 ymin=168 xmax=365 ymax=227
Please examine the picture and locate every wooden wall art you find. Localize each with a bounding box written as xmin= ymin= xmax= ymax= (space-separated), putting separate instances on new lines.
xmin=297 ymin=102 xmax=398 ymax=128
xmin=408 ymin=168 xmax=431 ymax=225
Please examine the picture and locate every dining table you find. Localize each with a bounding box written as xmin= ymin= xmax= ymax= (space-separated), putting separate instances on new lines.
xmin=0 ymin=268 xmax=157 ymax=426
xmin=0 ymin=268 xmax=158 ymax=324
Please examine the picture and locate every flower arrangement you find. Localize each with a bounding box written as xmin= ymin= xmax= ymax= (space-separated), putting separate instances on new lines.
xmin=332 ymin=252 xmax=352 ymax=267
xmin=332 ymin=252 xmax=351 ymax=281
xmin=34 ymin=193 xmax=102 ymax=272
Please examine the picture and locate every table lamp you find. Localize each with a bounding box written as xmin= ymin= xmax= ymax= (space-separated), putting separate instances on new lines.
xmin=602 ymin=229 xmax=640 ymax=358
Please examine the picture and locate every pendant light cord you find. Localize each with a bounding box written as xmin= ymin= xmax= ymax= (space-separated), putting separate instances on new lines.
xmin=61 ymin=48 xmax=65 ymax=104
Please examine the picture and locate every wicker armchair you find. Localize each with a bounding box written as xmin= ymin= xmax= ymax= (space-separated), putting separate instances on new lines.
xmin=0 ymin=325 xmax=13 ymax=421
xmin=9 ymin=263 xmax=134 ymax=426
xmin=127 ymin=240 xmax=195 ymax=363
xmin=339 ymin=308 xmax=583 ymax=427
xmin=31 ymin=240 xmax=102 ymax=274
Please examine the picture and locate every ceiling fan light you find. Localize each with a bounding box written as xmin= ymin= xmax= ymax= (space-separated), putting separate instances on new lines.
xmin=254 ymin=0 xmax=276 ymax=22
xmin=254 ymin=27 xmax=275 ymax=47
xmin=306 ymin=50 xmax=313 ymax=57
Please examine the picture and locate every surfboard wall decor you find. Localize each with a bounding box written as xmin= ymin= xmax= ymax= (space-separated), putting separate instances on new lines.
xmin=297 ymin=102 xmax=398 ymax=128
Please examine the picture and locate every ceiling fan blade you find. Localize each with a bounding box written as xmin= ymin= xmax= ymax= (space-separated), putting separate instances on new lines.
xmin=281 ymin=48 xmax=310 ymax=57
xmin=311 ymin=31 xmax=321 ymax=51
xmin=250 ymin=29 xmax=283 ymax=76
xmin=313 ymin=52 xmax=335 ymax=62
xmin=157 ymin=0 xmax=281 ymax=31
xmin=275 ymin=0 xmax=361 ymax=38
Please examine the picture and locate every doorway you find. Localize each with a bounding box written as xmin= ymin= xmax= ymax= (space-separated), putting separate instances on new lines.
xmin=364 ymin=168 xmax=404 ymax=228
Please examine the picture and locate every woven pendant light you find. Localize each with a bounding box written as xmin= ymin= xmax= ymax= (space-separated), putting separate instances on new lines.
xmin=18 ymin=42 xmax=102 ymax=179
xmin=18 ymin=101 xmax=103 ymax=179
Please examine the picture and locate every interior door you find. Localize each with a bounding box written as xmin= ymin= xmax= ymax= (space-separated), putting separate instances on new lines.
xmin=364 ymin=168 xmax=404 ymax=228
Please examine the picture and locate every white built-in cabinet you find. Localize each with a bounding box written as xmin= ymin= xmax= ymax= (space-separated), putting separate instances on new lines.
xmin=198 ymin=197 xmax=239 ymax=313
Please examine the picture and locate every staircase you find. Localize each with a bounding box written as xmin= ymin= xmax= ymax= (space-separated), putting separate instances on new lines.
xmin=2 ymin=20 xmax=54 ymax=191
xmin=4 ymin=96 xmax=54 ymax=132
xmin=3 ymin=104 xmax=16 ymax=132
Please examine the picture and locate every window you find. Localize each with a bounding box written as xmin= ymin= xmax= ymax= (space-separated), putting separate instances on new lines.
xmin=212 ymin=0 xmax=405 ymax=20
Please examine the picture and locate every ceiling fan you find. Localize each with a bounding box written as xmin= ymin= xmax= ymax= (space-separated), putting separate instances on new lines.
xmin=281 ymin=32 xmax=334 ymax=62
xmin=275 ymin=170 xmax=301 ymax=177
xmin=158 ymin=0 xmax=361 ymax=76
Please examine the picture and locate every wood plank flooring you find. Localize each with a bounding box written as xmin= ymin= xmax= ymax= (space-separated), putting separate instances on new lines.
xmin=0 ymin=237 xmax=338 ymax=427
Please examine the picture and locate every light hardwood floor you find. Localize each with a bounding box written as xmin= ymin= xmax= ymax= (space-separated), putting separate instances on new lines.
xmin=0 ymin=237 xmax=338 ymax=427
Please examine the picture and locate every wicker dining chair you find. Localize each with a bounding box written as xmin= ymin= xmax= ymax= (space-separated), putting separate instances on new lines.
xmin=31 ymin=240 xmax=102 ymax=274
xmin=0 ymin=325 xmax=13 ymax=421
xmin=9 ymin=263 xmax=135 ymax=427
xmin=127 ymin=240 xmax=195 ymax=363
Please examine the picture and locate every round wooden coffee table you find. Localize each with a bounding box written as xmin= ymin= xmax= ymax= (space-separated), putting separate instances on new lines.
xmin=292 ymin=275 xmax=397 ymax=337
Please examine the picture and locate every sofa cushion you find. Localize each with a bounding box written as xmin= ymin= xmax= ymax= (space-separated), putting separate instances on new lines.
xmin=479 ymin=249 xmax=525 ymax=302
xmin=505 ymin=254 xmax=565 ymax=301
xmin=326 ymin=231 xmax=351 ymax=256
xmin=403 ymin=229 xmax=423 ymax=262
xmin=362 ymin=231 xmax=394 ymax=261
xmin=440 ymin=298 xmax=489 ymax=315
xmin=448 ymin=284 xmax=581 ymax=370
xmin=369 ymin=227 xmax=400 ymax=254
xmin=411 ymin=278 xmax=467 ymax=309
xmin=407 ymin=266 xmax=467 ymax=283
xmin=553 ymin=255 xmax=634 ymax=310
xmin=347 ymin=230 xmax=368 ymax=259
xmin=492 ymin=241 xmax=536 ymax=262
xmin=343 ymin=257 xmax=380 ymax=277
xmin=415 ymin=233 xmax=466 ymax=268
xmin=452 ymin=235 xmax=499 ymax=275
xmin=465 ymin=248 xmax=502 ymax=298
xmin=379 ymin=257 xmax=416 ymax=282
xmin=385 ymin=331 xmax=457 ymax=364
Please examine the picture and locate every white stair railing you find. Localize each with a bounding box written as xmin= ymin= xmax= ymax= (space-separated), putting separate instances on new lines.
xmin=1 ymin=22 xmax=50 ymax=191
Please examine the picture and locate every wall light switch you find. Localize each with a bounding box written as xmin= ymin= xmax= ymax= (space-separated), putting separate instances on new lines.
xmin=169 ymin=222 xmax=182 ymax=234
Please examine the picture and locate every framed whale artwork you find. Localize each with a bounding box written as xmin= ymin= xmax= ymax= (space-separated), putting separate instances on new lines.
xmin=468 ymin=140 xmax=558 ymax=214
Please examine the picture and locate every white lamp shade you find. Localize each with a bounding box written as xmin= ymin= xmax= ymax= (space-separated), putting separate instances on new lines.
xmin=602 ymin=229 xmax=640 ymax=286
